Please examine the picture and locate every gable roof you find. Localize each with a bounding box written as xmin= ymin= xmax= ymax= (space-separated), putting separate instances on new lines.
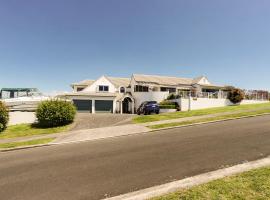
xmin=107 ymin=77 xmax=131 ymax=87
xmin=192 ymin=76 xmax=204 ymax=84
xmin=132 ymin=74 xmax=194 ymax=86
xmin=71 ymin=79 xmax=95 ymax=86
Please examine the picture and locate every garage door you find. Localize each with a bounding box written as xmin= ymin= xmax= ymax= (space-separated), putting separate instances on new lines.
xmin=95 ymin=100 xmax=113 ymax=113
xmin=73 ymin=100 xmax=92 ymax=113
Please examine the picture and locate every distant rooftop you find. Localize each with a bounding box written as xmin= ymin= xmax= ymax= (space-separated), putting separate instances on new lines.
xmin=1 ymin=88 xmax=38 ymax=92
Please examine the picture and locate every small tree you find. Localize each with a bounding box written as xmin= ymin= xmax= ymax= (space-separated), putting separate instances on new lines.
xmin=228 ymin=88 xmax=245 ymax=104
xmin=0 ymin=101 xmax=9 ymax=132
xmin=36 ymin=100 xmax=76 ymax=127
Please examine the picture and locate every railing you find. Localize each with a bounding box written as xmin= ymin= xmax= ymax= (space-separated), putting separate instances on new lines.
xmin=177 ymin=91 xmax=229 ymax=99
xmin=244 ymin=94 xmax=269 ymax=101
xmin=178 ymin=91 xmax=268 ymax=101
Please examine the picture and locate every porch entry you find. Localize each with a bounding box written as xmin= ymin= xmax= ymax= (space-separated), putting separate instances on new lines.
xmin=122 ymin=97 xmax=132 ymax=114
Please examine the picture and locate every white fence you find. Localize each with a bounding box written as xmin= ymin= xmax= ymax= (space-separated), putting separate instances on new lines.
xmin=176 ymin=98 xmax=269 ymax=111
xmin=180 ymin=91 xmax=268 ymax=101
xmin=133 ymin=91 xmax=268 ymax=111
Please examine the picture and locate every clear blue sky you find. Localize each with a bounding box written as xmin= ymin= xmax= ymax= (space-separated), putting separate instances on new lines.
xmin=0 ymin=0 xmax=269 ymax=93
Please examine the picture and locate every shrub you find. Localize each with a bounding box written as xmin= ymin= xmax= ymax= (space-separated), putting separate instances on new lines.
xmin=36 ymin=100 xmax=76 ymax=127
xmin=159 ymin=100 xmax=174 ymax=105
xmin=167 ymin=93 xmax=176 ymax=100
xmin=159 ymin=100 xmax=180 ymax=110
xmin=159 ymin=105 xmax=176 ymax=109
xmin=0 ymin=101 xmax=9 ymax=132
xmin=228 ymin=88 xmax=245 ymax=104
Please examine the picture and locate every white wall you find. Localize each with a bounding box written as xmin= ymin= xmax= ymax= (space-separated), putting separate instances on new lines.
xmin=133 ymin=91 xmax=169 ymax=108
xmin=130 ymin=76 xmax=136 ymax=94
xmin=178 ymin=98 xmax=269 ymax=111
xmin=83 ymin=76 xmax=116 ymax=93
xmin=9 ymin=112 xmax=36 ymax=126
xmin=241 ymin=100 xmax=268 ymax=105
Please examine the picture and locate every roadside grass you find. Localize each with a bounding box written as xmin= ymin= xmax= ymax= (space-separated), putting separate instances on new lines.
xmin=0 ymin=138 xmax=54 ymax=149
xmin=149 ymin=109 xmax=270 ymax=129
xmin=133 ymin=102 xmax=270 ymax=123
xmin=0 ymin=124 xmax=71 ymax=139
xmin=151 ymin=166 xmax=270 ymax=200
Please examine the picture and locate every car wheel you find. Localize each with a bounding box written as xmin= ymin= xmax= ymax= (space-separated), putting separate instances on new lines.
xmin=155 ymin=110 xmax=159 ymax=114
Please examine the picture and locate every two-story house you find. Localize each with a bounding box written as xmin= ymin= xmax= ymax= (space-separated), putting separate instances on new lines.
xmin=61 ymin=74 xmax=228 ymax=114
xmin=62 ymin=76 xmax=135 ymax=114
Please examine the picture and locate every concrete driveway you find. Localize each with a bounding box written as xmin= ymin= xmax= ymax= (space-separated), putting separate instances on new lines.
xmin=72 ymin=113 xmax=134 ymax=131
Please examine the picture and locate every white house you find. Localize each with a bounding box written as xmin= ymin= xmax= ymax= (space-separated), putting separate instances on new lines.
xmin=61 ymin=74 xmax=234 ymax=114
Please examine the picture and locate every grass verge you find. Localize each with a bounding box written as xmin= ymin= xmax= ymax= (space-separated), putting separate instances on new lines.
xmin=149 ymin=110 xmax=270 ymax=129
xmin=0 ymin=138 xmax=54 ymax=149
xmin=151 ymin=166 xmax=270 ymax=200
xmin=133 ymin=103 xmax=270 ymax=123
xmin=0 ymin=124 xmax=72 ymax=139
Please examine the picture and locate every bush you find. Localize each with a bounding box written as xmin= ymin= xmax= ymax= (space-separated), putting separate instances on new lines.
xmin=159 ymin=100 xmax=180 ymax=110
xmin=167 ymin=93 xmax=176 ymax=100
xmin=159 ymin=105 xmax=177 ymax=109
xmin=0 ymin=101 xmax=9 ymax=132
xmin=36 ymin=100 xmax=76 ymax=127
xmin=228 ymin=88 xmax=245 ymax=104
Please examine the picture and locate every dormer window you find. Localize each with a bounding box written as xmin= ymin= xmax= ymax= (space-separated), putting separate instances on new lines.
xmin=99 ymin=85 xmax=109 ymax=92
xmin=120 ymin=87 xmax=125 ymax=93
xmin=77 ymin=87 xmax=84 ymax=92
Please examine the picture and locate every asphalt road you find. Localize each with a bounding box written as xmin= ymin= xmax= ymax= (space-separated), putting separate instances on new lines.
xmin=1 ymin=115 xmax=270 ymax=200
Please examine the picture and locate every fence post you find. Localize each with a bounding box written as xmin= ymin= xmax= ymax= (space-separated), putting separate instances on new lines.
xmin=188 ymin=92 xmax=192 ymax=111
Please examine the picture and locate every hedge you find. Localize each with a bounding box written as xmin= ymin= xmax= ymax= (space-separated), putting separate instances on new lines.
xmin=36 ymin=100 xmax=76 ymax=127
xmin=159 ymin=105 xmax=177 ymax=109
xmin=159 ymin=100 xmax=179 ymax=109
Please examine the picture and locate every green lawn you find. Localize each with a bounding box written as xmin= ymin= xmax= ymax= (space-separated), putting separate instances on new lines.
xmin=133 ymin=102 xmax=270 ymax=123
xmin=152 ymin=167 xmax=270 ymax=200
xmin=0 ymin=138 xmax=54 ymax=149
xmin=0 ymin=124 xmax=71 ymax=139
xmin=149 ymin=109 xmax=270 ymax=129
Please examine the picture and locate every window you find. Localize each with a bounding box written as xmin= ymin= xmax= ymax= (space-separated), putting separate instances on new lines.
xmin=120 ymin=87 xmax=125 ymax=93
xmin=134 ymin=85 xmax=149 ymax=92
xmin=99 ymin=85 xmax=109 ymax=92
xmin=77 ymin=87 xmax=84 ymax=92
xmin=160 ymin=87 xmax=176 ymax=93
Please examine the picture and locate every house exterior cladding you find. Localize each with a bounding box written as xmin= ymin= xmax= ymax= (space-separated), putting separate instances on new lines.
xmin=61 ymin=74 xmax=229 ymax=114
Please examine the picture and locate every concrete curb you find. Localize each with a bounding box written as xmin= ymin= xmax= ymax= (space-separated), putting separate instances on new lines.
xmin=0 ymin=144 xmax=51 ymax=152
xmin=49 ymin=129 xmax=150 ymax=146
xmin=148 ymin=113 xmax=270 ymax=132
xmin=104 ymin=156 xmax=270 ymax=200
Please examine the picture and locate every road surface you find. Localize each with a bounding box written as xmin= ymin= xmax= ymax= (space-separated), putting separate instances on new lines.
xmin=1 ymin=115 xmax=270 ymax=200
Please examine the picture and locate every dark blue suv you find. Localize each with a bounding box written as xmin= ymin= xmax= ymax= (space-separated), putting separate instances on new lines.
xmin=137 ymin=101 xmax=160 ymax=115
